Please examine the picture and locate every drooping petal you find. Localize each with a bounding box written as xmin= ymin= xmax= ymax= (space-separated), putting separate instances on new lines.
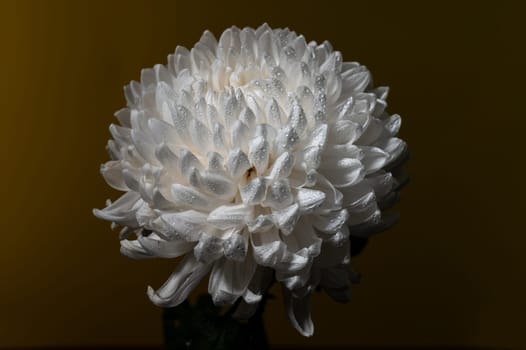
xmin=93 ymin=191 xmax=142 ymax=227
xmin=208 ymin=254 xmax=256 ymax=306
xmin=282 ymin=288 xmax=314 ymax=337
xmin=137 ymin=232 xmax=195 ymax=258
xmin=120 ymin=238 xmax=154 ymax=260
xmin=147 ymin=254 xmax=212 ymax=307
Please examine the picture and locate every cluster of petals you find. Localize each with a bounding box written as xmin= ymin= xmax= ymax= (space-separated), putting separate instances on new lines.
xmin=94 ymin=24 xmax=407 ymax=336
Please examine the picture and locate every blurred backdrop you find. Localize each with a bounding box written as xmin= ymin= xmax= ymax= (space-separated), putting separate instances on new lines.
xmin=1 ymin=0 xmax=524 ymax=348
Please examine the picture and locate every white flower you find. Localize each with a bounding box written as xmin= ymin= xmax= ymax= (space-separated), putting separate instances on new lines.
xmin=94 ymin=24 xmax=407 ymax=337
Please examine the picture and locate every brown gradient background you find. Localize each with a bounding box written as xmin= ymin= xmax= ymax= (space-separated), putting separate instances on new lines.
xmin=1 ymin=0 xmax=524 ymax=348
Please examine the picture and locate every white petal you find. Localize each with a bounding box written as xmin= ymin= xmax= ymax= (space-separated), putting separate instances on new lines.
xmin=148 ymin=117 xmax=177 ymax=144
xmin=305 ymin=123 xmax=328 ymax=149
xmin=93 ymin=192 xmax=142 ymax=227
xmin=199 ymin=171 xmax=236 ymax=199
xmin=160 ymin=210 xmax=208 ymax=241
xmin=179 ymin=149 xmax=203 ymax=179
xmin=311 ymin=209 xmax=349 ymax=233
xmin=276 ymin=261 xmax=313 ymax=291
xmin=226 ymin=148 xmax=251 ymax=179
xmin=137 ymin=232 xmax=195 ymax=258
xmin=207 ymin=204 xmax=251 ymax=229
xmin=282 ymin=219 xmax=321 ymax=257
xmin=248 ymin=136 xmax=270 ymax=174
xmin=364 ymin=171 xmax=394 ymax=199
xmin=131 ymin=129 xmax=155 ymax=162
xmin=100 ymin=161 xmax=127 ymax=191
xmin=148 ymin=254 xmax=211 ymax=307
xmin=268 ymin=152 xmax=294 ymax=180
xmin=171 ymin=105 xmax=192 ymax=143
xmin=121 ymin=167 xmax=140 ymax=192
xmin=189 ymin=118 xmax=212 ymax=152
xmin=323 ymin=142 xmax=363 ymax=161
xmin=341 ymin=66 xmax=371 ymax=95
xmin=246 ymin=214 xmax=274 ymax=233
xmin=357 ymin=117 xmax=384 ymax=145
xmin=208 ymin=255 xmax=256 ymax=306
xmin=223 ymin=229 xmax=248 ymax=261
xmin=240 ymin=107 xmax=256 ymax=129
xmin=266 ymin=98 xmax=284 ymax=125
xmin=347 ymin=201 xmax=380 ymax=226
xmin=323 ymin=158 xmax=364 ymax=188
xmin=265 ymin=179 xmax=294 ymax=210
xmin=193 ymin=234 xmax=224 ymax=263
xmin=114 ymin=108 xmax=131 ymax=127
xmin=207 ymin=152 xmax=226 ymax=173
xmin=218 ymin=27 xmax=241 ymax=52
xmin=255 ymin=124 xmax=277 ymax=144
xmin=171 ymin=184 xmax=219 ymax=211
xmin=361 ymin=146 xmax=390 ymax=174
xmin=313 ymin=173 xmax=342 ymax=210
xmin=230 ymin=120 xmax=250 ymax=152
xmin=330 ymin=120 xmax=362 ymax=144
xmin=283 ymin=288 xmax=314 ymax=337
xmin=109 ymin=123 xmax=132 ymax=146
xmin=120 ymin=239 xmax=153 ymax=260
xmin=198 ymin=30 xmax=218 ymax=52
xmin=251 ymin=228 xmax=284 ymax=267
xmin=275 ymin=125 xmax=300 ymax=154
xmin=384 ymin=114 xmax=401 ymax=136
xmin=296 ymin=188 xmax=326 ymax=213
xmin=155 ymin=143 xmax=179 ymax=174
xmin=212 ymin=122 xmax=227 ymax=152
xmin=300 ymin=146 xmax=322 ymax=170
xmin=287 ymin=100 xmax=307 ymax=135
xmin=376 ymin=137 xmax=407 ymax=165
xmin=239 ymin=177 xmax=267 ymax=204
xmin=340 ymin=184 xmax=375 ymax=209
xmin=272 ymin=203 xmax=300 ymax=235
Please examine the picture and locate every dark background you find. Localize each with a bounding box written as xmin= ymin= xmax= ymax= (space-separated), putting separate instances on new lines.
xmin=1 ymin=0 xmax=524 ymax=348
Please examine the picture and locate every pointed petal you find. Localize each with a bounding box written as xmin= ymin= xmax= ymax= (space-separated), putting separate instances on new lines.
xmin=272 ymin=203 xmax=300 ymax=235
xmin=226 ymin=148 xmax=251 ymax=179
xmin=239 ymin=177 xmax=267 ymax=204
xmin=265 ymin=179 xmax=294 ymax=210
xmin=248 ymin=136 xmax=270 ymax=174
xmin=268 ymin=152 xmax=294 ymax=180
xmin=223 ymin=229 xmax=248 ymax=261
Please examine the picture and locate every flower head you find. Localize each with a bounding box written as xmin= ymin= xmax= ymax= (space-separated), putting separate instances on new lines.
xmin=94 ymin=24 xmax=407 ymax=336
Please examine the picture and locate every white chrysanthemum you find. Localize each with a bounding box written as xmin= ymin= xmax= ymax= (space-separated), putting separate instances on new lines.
xmin=94 ymin=24 xmax=407 ymax=336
